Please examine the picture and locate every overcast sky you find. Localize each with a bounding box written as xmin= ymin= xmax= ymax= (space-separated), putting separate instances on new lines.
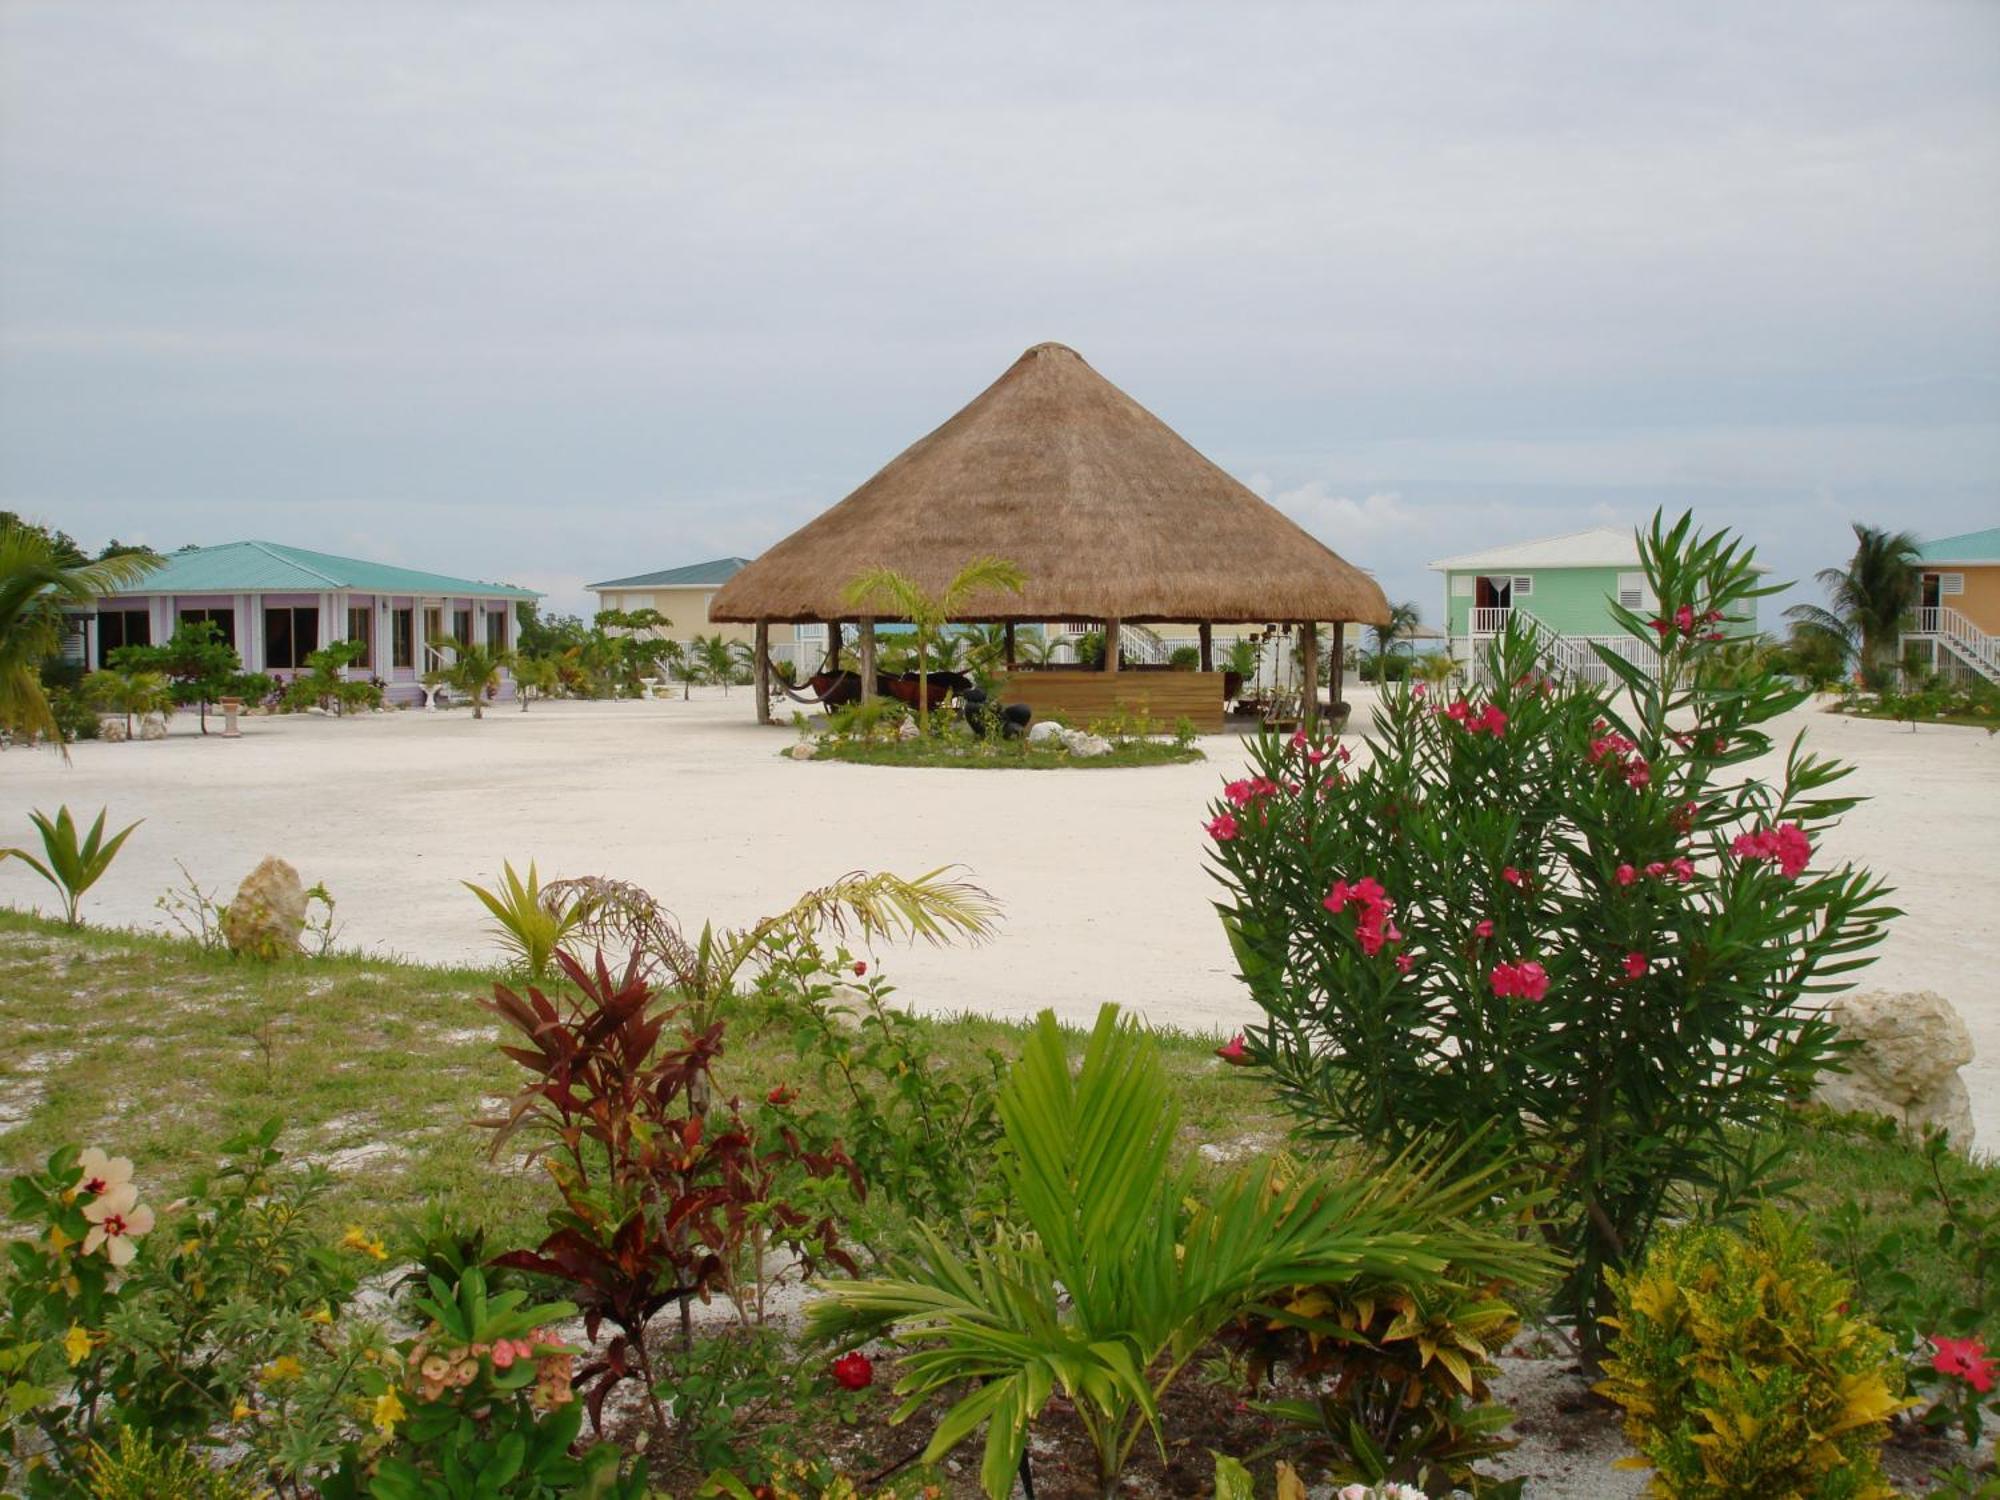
xmin=2 ymin=1 xmax=1996 ymax=622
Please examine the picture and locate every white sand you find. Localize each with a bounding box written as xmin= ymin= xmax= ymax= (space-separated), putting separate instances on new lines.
xmin=3 ymin=688 xmax=1997 ymax=1139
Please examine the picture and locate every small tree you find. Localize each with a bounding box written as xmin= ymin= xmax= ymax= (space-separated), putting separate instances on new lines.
xmin=1206 ymin=513 xmax=1895 ymax=1357
xmin=1368 ymin=599 xmax=1422 ymax=658
xmin=692 ymin=633 xmax=734 ymax=695
xmin=425 ymin=640 xmax=510 ymax=719
xmin=82 ymin=668 xmax=175 ymax=739
xmin=281 ymin=639 xmax=377 ymax=716
xmin=110 ymin=619 xmax=254 ymax=733
xmin=1783 ymin=522 xmax=1923 ymax=691
xmin=842 ymin=558 xmax=1027 ymax=735
xmin=512 ymin=654 xmax=560 ymax=711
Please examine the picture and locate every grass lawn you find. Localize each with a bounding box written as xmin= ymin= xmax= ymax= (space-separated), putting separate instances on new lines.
xmin=800 ymin=737 xmax=1205 ymax=769
xmin=2 ymin=906 xmax=1994 ymax=1346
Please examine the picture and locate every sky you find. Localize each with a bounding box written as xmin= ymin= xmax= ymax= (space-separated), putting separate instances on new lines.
xmin=2 ymin=1 xmax=1996 ymax=624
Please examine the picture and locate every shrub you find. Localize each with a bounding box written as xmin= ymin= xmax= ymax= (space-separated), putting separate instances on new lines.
xmin=1170 ymin=645 xmax=1201 ymax=670
xmin=2 ymin=804 xmax=141 ymax=927
xmin=1205 ymin=513 xmax=1895 ymax=1350
xmin=810 ymin=1005 xmax=1555 ymax=1500
xmin=85 ymin=1427 xmax=260 ymax=1500
xmin=1597 ymin=1212 xmax=1908 ymax=1498
xmin=1231 ymin=1273 xmax=1523 ymax=1497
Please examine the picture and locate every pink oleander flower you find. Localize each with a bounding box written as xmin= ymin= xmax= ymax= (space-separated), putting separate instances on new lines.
xmin=1674 ymin=604 xmax=1695 ymax=633
xmin=1216 ymin=1034 xmax=1248 ymax=1064
xmin=1623 ymin=952 xmax=1648 ymax=979
xmin=1445 ymin=699 xmax=1471 ymax=723
xmin=1933 ymin=1335 xmax=1996 ymax=1394
xmin=1477 ymin=704 xmax=1508 ymax=737
xmin=1615 ymin=863 xmax=1638 ymax=886
xmin=1490 ymin=960 xmax=1550 ymax=1002
xmin=1733 ymin=821 xmax=1812 ymax=879
xmin=1395 ymin=953 xmax=1414 ymax=974
xmin=1668 ymin=856 xmax=1696 ymax=884
xmin=1224 ymin=776 xmax=1280 ymax=807
xmin=1206 ymin=813 xmax=1239 ymax=841
xmin=1475 ymin=919 xmax=1494 ymax=939
xmin=1502 ymin=866 xmax=1524 ymax=886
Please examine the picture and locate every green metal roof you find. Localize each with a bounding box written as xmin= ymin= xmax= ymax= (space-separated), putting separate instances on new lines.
xmin=588 ymin=557 xmax=750 ymax=590
xmin=1917 ymin=528 xmax=2000 ymax=565
xmin=106 ymin=541 xmax=539 ymax=600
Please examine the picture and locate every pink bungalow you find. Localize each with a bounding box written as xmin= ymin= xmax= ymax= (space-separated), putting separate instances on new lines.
xmin=88 ymin=540 xmax=539 ymax=707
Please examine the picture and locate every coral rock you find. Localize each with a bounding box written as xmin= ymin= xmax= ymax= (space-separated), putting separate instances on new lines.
xmin=138 ymin=714 xmax=168 ymax=741
xmin=1814 ymin=990 xmax=1976 ymax=1146
xmin=221 ymin=856 xmax=309 ymax=961
xmin=98 ymin=716 xmax=129 ymax=743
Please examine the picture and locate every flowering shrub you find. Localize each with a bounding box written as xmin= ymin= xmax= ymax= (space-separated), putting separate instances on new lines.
xmin=1207 ymin=514 xmax=1896 ymax=1347
xmin=1597 ymin=1212 xmax=1908 ymax=1498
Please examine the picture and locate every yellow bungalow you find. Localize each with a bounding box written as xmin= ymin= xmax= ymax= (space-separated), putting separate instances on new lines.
xmin=1902 ymin=527 xmax=2000 ymax=684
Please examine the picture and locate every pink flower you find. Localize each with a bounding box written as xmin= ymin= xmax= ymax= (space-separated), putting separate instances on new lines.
xmin=1224 ymin=777 xmax=1280 ymax=807
xmin=852 ymin=960 xmax=868 ymax=977
xmin=831 ymin=1352 xmax=874 ymax=1391
xmin=1669 ymin=857 xmax=1696 ymax=884
xmin=1206 ymin=813 xmax=1239 ymax=841
xmin=1644 ymin=861 xmax=1667 ymax=878
xmin=1733 ymin=822 xmax=1811 ymax=879
xmin=1289 ymin=729 xmax=1309 ymax=751
xmin=1623 ymin=952 xmax=1648 ymax=979
xmin=1446 ymin=699 xmax=1472 ymax=723
xmin=1477 ymin=704 xmax=1508 ymax=737
xmin=1216 ymin=1034 xmax=1248 ymax=1064
xmin=1502 ymin=866 xmax=1525 ymax=886
xmin=1475 ymin=919 xmax=1494 ymax=939
xmin=1615 ymin=863 xmax=1638 ymax=887
xmin=1395 ymin=953 xmax=1415 ymax=974
xmin=1336 ymin=745 xmax=1352 ymax=764
xmin=1626 ymin=761 xmax=1651 ymax=788
xmin=1674 ymin=604 xmax=1696 ymax=633
xmin=1933 ymin=1336 xmax=1996 ymax=1394
xmin=1490 ymin=960 xmax=1550 ymax=1002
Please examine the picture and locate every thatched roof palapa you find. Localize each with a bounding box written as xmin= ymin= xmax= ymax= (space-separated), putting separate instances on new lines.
xmin=708 ymin=343 xmax=1390 ymax=628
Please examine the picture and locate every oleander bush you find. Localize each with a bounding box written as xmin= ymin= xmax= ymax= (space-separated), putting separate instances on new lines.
xmin=1206 ymin=513 xmax=1896 ymax=1351
xmin=1596 ymin=1212 xmax=1908 ymax=1499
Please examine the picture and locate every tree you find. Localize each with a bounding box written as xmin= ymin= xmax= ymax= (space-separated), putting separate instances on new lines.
xmin=82 ymin=667 xmax=175 ymax=740
xmin=282 ymin=639 xmax=377 ymax=715
xmin=1783 ymin=523 xmax=1923 ymax=691
xmin=0 ymin=522 xmax=161 ymax=751
xmin=693 ymin=633 xmax=735 ymax=694
xmin=1369 ymin=599 xmax=1422 ymax=658
xmin=843 ymin=558 xmax=1028 ymax=735
xmin=111 ymin=619 xmax=257 ymax=734
xmin=425 ymin=639 xmax=511 ymax=719
xmin=512 ymin=654 xmax=561 ymax=711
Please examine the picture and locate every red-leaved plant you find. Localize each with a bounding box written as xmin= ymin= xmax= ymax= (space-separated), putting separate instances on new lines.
xmin=480 ymin=949 xmax=861 ymax=1436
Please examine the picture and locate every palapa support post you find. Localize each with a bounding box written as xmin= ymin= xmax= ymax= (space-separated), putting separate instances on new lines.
xmin=753 ymin=621 xmax=772 ymax=725
xmin=1198 ymin=622 xmax=1212 ymax=673
xmin=1103 ymin=618 xmax=1121 ymax=673
xmin=1301 ymin=621 xmax=1319 ymax=730
xmin=828 ymin=621 xmax=843 ymax=671
xmin=1003 ymin=622 xmax=1016 ymax=669
xmin=1331 ymin=621 xmax=1346 ymax=710
xmin=859 ymin=619 xmax=877 ymax=704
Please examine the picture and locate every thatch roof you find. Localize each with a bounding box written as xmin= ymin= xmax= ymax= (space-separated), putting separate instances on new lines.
xmin=708 ymin=343 xmax=1391 ymax=627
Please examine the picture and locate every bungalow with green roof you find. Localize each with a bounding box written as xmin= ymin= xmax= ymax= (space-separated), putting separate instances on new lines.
xmin=1430 ymin=525 xmax=1757 ymax=683
xmin=588 ymin=557 xmax=757 ymax=648
xmin=90 ymin=541 xmax=539 ymax=706
xmin=1901 ymin=526 xmax=2000 ymax=684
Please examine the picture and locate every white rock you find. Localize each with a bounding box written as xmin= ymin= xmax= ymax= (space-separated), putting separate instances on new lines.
xmin=1066 ymin=732 xmax=1114 ymax=758
xmin=98 ymin=716 xmax=129 ymax=743
xmin=896 ymin=718 xmax=920 ymax=740
xmin=1026 ymin=720 xmax=1065 ymax=744
xmin=138 ymin=714 xmax=168 ymax=741
xmin=788 ymin=741 xmax=818 ymax=760
xmin=1814 ymin=990 xmax=1976 ymax=1147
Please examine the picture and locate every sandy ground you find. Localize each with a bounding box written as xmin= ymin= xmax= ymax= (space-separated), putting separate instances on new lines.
xmin=3 ymin=687 xmax=1998 ymax=1142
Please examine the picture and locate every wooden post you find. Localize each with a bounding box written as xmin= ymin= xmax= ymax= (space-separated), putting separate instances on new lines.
xmin=1301 ymin=621 xmax=1319 ymax=729
xmin=1003 ymin=622 xmax=1016 ymax=669
xmin=859 ymin=618 xmax=877 ymax=703
xmin=1331 ymin=621 xmax=1346 ymax=709
xmin=828 ymin=621 xmax=843 ymax=672
xmin=753 ymin=620 xmax=772 ymax=724
xmin=1103 ymin=618 xmax=1121 ymax=674
xmin=1198 ymin=622 xmax=1213 ymax=673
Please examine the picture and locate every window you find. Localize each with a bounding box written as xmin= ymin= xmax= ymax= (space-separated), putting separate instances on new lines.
xmin=1942 ymin=573 xmax=1966 ymax=597
xmin=485 ymin=608 xmax=507 ymax=652
xmin=178 ymin=607 xmax=236 ymax=649
xmin=263 ymin=606 xmax=320 ymax=670
xmin=453 ymin=609 xmax=472 ymax=648
xmin=97 ymin=608 xmax=150 ymax=667
xmin=391 ymin=609 xmax=414 ymax=669
xmin=1512 ymin=575 xmax=1534 ymax=596
xmin=346 ymin=607 xmax=373 ymax=670
xmin=1450 ymin=576 xmax=1474 ymax=598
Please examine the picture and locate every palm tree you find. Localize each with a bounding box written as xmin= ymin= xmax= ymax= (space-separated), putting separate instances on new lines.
xmin=512 ymin=654 xmax=561 ymax=711
xmin=425 ymin=639 xmax=511 ymax=719
xmin=1369 ymin=600 xmax=1421 ymax=658
xmin=693 ymin=633 xmax=735 ymax=694
xmin=0 ymin=524 xmax=160 ymax=751
xmin=82 ymin=668 xmax=175 ymax=740
xmin=842 ymin=557 xmax=1028 ymax=735
xmin=1783 ymin=523 xmax=1923 ymax=689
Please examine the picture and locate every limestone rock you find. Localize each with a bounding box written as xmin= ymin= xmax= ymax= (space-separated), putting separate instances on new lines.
xmin=1062 ymin=729 xmax=1114 ymax=758
xmin=1026 ymin=720 xmax=1064 ymax=745
xmin=221 ymin=857 xmax=309 ymax=961
xmin=1814 ymin=989 xmax=1976 ymax=1146
xmin=788 ymin=741 xmax=818 ymax=761
xmin=896 ymin=718 xmax=920 ymax=740
xmin=98 ymin=716 xmax=129 ymax=743
xmin=138 ymin=714 xmax=168 ymax=741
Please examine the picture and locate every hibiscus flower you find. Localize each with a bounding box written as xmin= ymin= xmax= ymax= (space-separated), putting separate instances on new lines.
xmin=81 ymin=1183 xmax=155 ymax=1268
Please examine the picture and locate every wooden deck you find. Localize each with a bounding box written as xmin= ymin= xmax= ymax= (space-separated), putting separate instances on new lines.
xmin=996 ymin=668 xmax=1227 ymax=733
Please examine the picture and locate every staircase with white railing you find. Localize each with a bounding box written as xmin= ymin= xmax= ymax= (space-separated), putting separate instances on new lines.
xmin=1907 ymin=606 xmax=2000 ymax=684
xmin=1510 ymin=608 xmax=1659 ymax=688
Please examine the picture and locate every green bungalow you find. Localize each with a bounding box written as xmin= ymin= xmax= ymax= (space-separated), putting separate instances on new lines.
xmin=1430 ymin=526 xmax=1757 ymax=682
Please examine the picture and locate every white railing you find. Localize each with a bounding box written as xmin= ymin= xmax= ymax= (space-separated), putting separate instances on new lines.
xmin=1508 ymin=609 xmax=1658 ymax=687
xmin=1912 ymin=607 xmax=1941 ymax=635
xmin=1937 ymin=606 xmax=1998 ymax=679
xmin=1471 ymin=606 xmax=1512 ymax=634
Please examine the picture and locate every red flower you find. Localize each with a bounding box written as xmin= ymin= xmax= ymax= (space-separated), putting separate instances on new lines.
xmin=1615 ymin=863 xmax=1638 ymax=887
xmin=1216 ymin=1033 xmax=1249 ymax=1064
xmin=1206 ymin=813 xmax=1239 ymax=841
xmin=831 ymin=1352 xmax=874 ymax=1391
xmin=1395 ymin=953 xmax=1415 ymax=974
xmin=1674 ymin=604 xmax=1696 ymax=634
xmin=1622 ymin=952 xmax=1648 ymax=979
xmin=1733 ymin=821 xmax=1811 ymax=879
xmin=1490 ymin=960 xmax=1550 ymax=1002
xmin=1475 ymin=919 xmax=1494 ymax=939
xmin=1932 ymin=1336 xmax=1996 ymax=1393
xmin=1477 ymin=705 xmax=1508 ymax=737
xmin=766 ymin=1084 xmax=794 ymax=1106
xmin=1502 ymin=866 xmax=1525 ymax=886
